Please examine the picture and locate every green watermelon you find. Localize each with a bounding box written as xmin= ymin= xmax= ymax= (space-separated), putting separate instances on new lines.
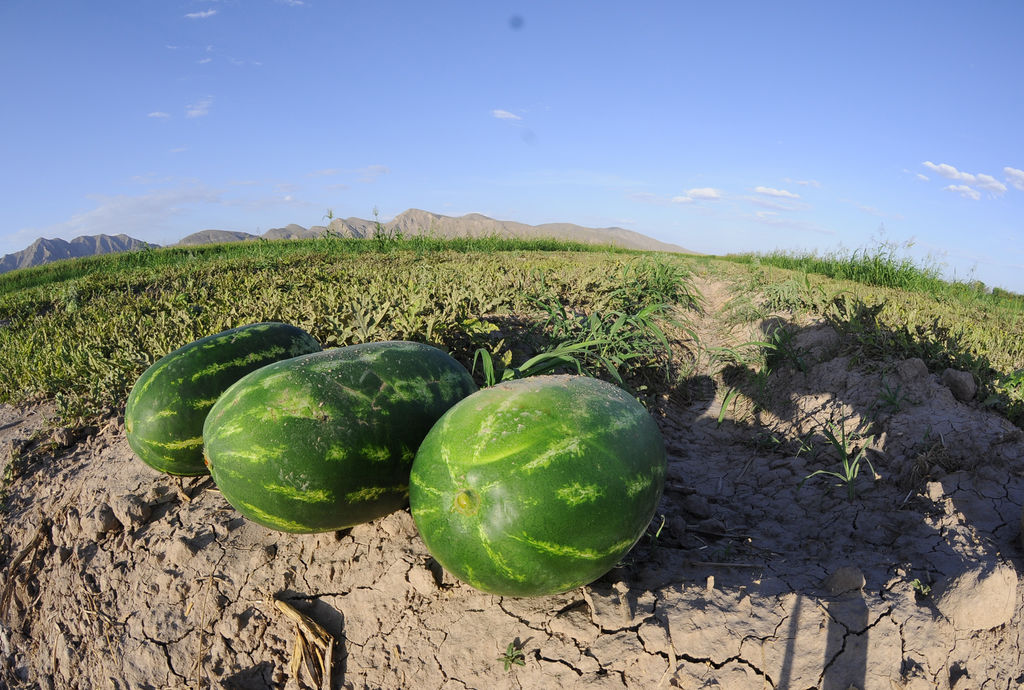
xmin=409 ymin=375 xmax=666 ymax=597
xmin=125 ymin=322 xmax=321 ymax=476
xmin=202 ymin=340 xmax=478 ymax=533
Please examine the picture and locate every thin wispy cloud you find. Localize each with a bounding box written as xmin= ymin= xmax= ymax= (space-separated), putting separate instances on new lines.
xmin=923 ymin=161 xmax=975 ymax=182
xmin=147 ymin=112 xmax=170 ymax=119
xmin=357 ymin=165 xmax=390 ymax=182
xmin=185 ymin=97 xmax=213 ymax=118
xmin=784 ymin=178 xmax=821 ymax=188
xmin=308 ymin=168 xmax=341 ymax=177
xmin=20 ymin=186 xmax=221 ymax=242
xmin=492 ymin=109 xmax=522 ymax=121
xmin=198 ymin=57 xmax=212 ymax=65
xmin=185 ymin=9 xmax=217 ymax=19
xmin=923 ymin=161 xmax=1006 ymax=197
xmin=754 ymin=186 xmax=800 ymax=199
xmin=672 ymin=187 xmax=721 ymax=203
xmin=945 ymin=184 xmax=981 ymax=201
xmin=1006 ymin=166 xmax=1024 ymax=191
xmin=278 ymin=0 xmax=306 ymax=5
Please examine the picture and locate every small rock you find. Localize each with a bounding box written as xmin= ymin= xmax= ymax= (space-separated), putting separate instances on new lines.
xmin=941 ymin=368 xmax=977 ymax=402
xmin=82 ymin=503 xmax=121 ymax=539
xmin=681 ymin=494 xmax=712 ymax=519
xmin=934 ymin=563 xmax=1017 ymax=631
xmin=926 ymin=481 xmax=944 ymax=502
xmin=407 ymin=564 xmax=437 ymax=597
xmin=897 ymin=358 xmax=929 ymax=383
xmin=111 ymin=494 xmax=151 ymax=532
xmin=824 ymin=566 xmax=865 ymax=595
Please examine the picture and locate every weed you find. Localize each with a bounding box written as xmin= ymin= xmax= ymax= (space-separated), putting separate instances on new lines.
xmin=875 ymin=376 xmax=911 ymax=414
xmin=497 ymin=641 xmax=526 ymax=671
xmin=800 ymin=417 xmax=879 ymax=500
xmin=909 ymin=578 xmax=932 ymax=597
xmin=763 ymin=323 xmax=807 ymax=372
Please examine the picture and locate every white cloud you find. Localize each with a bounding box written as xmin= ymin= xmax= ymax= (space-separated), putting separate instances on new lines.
xmin=492 ymin=109 xmax=522 ymax=121
xmin=923 ymin=161 xmax=976 ymax=183
xmin=975 ymin=173 xmax=1007 ymax=195
xmin=685 ymin=187 xmax=721 ymax=201
xmin=185 ymin=97 xmax=213 ymax=118
xmin=357 ymin=165 xmax=390 ymax=182
xmin=185 ymin=9 xmax=217 ymax=19
xmin=671 ymin=187 xmax=722 ymax=204
xmin=278 ymin=0 xmax=305 ymax=5
xmin=147 ymin=111 xmax=170 ymax=119
xmin=755 ymin=186 xmax=800 ymax=199
xmin=198 ymin=57 xmax=212 ymax=64
xmin=1006 ymin=167 xmax=1024 ymax=191
xmin=945 ymin=184 xmax=981 ymax=200
xmin=784 ymin=178 xmax=821 ymax=188
xmin=923 ymin=162 xmax=1007 ymax=197
xmin=916 ymin=173 xmax=929 ymax=181
xmin=17 ymin=186 xmax=221 ymax=244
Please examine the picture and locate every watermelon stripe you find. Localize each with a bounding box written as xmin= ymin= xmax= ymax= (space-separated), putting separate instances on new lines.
xmin=554 ymin=482 xmax=603 ymax=506
xmin=236 ymin=501 xmax=311 ymax=532
xmin=262 ymin=484 xmax=334 ymax=504
xmin=345 ymin=485 xmax=407 ymax=503
xmin=508 ymin=534 xmax=617 ymax=560
xmin=477 ymin=525 xmax=526 ymax=583
xmin=520 ymin=436 xmax=584 ymax=473
xmin=144 ymin=435 xmax=204 ymax=451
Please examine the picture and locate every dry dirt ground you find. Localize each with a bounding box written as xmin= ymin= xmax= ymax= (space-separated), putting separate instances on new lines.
xmin=2 ymin=278 xmax=1024 ymax=689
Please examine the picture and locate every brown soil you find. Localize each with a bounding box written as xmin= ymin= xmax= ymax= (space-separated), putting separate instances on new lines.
xmin=2 ymin=279 xmax=1023 ymax=689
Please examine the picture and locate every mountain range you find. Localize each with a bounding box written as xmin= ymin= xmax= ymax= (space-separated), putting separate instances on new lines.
xmin=1 ymin=209 xmax=692 ymax=274
xmin=0 ymin=234 xmax=159 ymax=274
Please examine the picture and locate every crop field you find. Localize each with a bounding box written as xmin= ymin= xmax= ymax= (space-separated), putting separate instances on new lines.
xmin=3 ymin=235 xmax=1024 ymax=688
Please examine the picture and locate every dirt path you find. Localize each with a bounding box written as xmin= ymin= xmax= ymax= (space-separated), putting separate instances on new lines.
xmin=2 ymin=279 xmax=1023 ymax=689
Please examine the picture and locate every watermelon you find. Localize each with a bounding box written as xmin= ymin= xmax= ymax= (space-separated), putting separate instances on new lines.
xmin=409 ymin=375 xmax=666 ymax=597
xmin=125 ymin=322 xmax=321 ymax=476
xmin=202 ymin=341 xmax=478 ymax=533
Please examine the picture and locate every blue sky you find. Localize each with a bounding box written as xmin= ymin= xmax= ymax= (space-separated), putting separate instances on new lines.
xmin=2 ymin=1 xmax=1022 ymax=291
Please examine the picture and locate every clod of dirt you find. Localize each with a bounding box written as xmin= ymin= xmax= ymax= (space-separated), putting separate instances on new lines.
xmin=941 ymin=368 xmax=977 ymax=403
xmin=823 ymin=566 xmax=866 ymax=595
xmin=933 ymin=562 xmax=1018 ymax=631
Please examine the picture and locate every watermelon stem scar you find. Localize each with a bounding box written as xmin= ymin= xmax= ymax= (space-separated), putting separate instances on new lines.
xmin=453 ymin=489 xmax=480 ymax=515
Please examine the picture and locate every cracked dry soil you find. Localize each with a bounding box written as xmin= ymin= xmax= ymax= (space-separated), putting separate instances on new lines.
xmin=2 ymin=279 xmax=1024 ymax=689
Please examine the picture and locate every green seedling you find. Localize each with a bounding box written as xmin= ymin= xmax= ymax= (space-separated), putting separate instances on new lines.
xmin=876 ymin=376 xmax=909 ymax=414
xmin=909 ymin=578 xmax=931 ymax=597
xmin=800 ymin=419 xmax=879 ymax=500
xmin=497 ymin=641 xmax=526 ymax=671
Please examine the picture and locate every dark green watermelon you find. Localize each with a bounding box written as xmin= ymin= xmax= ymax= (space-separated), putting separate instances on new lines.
xmin=203 ymin=341 xmax=478 ymax=533
xmin=125 ymin=322 xmax=321 ymax=476
xmin=409 ymin=375 xmax=666 ymax=597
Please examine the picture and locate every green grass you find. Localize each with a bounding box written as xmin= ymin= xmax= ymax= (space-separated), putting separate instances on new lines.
xmin=0 ymin=234 xmax=629 ymax=298
xmin=0 ymin=237 xmax=696 ymax=427
xmin=722 ymin=242 xmax=1024 ymax=310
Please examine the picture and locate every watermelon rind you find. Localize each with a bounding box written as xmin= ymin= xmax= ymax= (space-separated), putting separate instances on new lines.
xmin=409 ymin=374 xmax=667 ymax=597
xmin=203 ymin=340 xmax=478 ymax=533
xmin=125 ymin=322 xmax=321 ymax=476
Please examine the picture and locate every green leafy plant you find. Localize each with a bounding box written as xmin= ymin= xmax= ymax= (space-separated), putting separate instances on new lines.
xmin=800 ymin=418 xmax=879 ymax=500
xmin=497 ymin=641 xmax=526 ymax=672
xmin=875 ymin=376 xmax=910 ymax=414
xmin=909 ymin=578 xmax=932 ymax=597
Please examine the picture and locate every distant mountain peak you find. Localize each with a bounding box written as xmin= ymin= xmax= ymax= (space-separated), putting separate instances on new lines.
xmin=0 ymin=211 xmax=693 ymax=276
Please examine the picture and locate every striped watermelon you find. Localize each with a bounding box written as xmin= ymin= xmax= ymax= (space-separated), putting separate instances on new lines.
xmin=409 ymin=375 xmax=666 ymax=597
xmin=202 ymin=341 xmax=478 ymax=533
xmin=125 ymin=322 xmax=321 ymax=476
